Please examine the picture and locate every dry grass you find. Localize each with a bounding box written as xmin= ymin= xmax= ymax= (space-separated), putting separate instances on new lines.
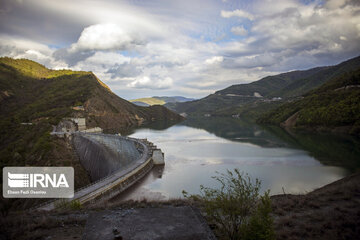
xmin=0 ymin=210 xmax=87 ymax=240
xmin=271 ymin=172 xmax=360 ymax=240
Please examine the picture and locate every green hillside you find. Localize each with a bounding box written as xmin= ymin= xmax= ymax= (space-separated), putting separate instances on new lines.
xmin=217 ymin=67 xmax=326 ymax=97
xmin=130 ymin=96 xmax=195 ymax=107
xmin=130 ymin=97 xmax=166 ymax=106
xmin=0 ymin=57 xmax=182 ymax=188
xmin=257 ymin=68 xmax=360 ymax=135
xmin=169 ymin=56 xmax=360 ymax=116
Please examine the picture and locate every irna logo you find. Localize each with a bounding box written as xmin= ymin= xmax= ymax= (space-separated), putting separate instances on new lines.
xmin=8 ymin=172 xmax=69 ymax=188
xmin=3 ymin=167 xmax=74 ymax=198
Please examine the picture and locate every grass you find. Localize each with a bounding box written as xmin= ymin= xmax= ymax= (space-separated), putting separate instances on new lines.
xmin=0 ymin=57 xmax=89 ymax=79
xmin=271 ymin=172 xmax=360 ymax=240
xmin=130 ymin=97 xmax=166 ymax=106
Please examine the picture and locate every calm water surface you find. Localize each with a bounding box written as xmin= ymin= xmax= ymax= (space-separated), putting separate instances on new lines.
xmin=115 ymin=117 xmax=360 ymax=201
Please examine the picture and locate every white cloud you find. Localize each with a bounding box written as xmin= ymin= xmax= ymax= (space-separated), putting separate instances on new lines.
xmin=127 ymin=76 xmax=173 ymax=90
xmin=205 ymin=56 xmax=224 ymax=65
xmin=0 ymin=35 xmax=68 ymax=69
xmin=231 ymin=26 xmax=248 ymax=36
xmin=70 ymin=23 xmax=144 ymax=52
xmin=221 ymin=9 xmax=254 ymax=20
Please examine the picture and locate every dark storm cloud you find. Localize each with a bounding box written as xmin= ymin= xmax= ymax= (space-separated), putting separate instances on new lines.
xmin=0 ymin=0 xmax=88 ymax=45
xmin=53 ymin=48 xmax=95 ymax=67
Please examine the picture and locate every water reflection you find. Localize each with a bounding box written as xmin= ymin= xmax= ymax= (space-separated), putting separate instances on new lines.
xmin=181 ymin=117 xmax=288 ymax=148
xmin=111 ymin=117 xmax=360 ymax=202
xmin=183 ymin=117 xmax=360 ymax=172
xmin=264 ymin=126 xmax=360 ymax=172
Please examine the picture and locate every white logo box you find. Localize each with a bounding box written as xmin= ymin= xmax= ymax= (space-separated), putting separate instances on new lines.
xmin=3 ymin=167 xmax=74 ymax=198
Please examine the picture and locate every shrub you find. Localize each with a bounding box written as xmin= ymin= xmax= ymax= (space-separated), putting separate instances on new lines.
xmin=183 ymin=169 xmax=275 ymax=240
xmin=54 ymin=199 xmax=82 ymax=210
xmin=69 ymin=200 xmax=82 ymax=210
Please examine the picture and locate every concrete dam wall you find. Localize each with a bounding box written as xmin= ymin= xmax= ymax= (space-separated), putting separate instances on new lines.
xmin=72 ymin=133 xmax=143 ymax=181
xmin=36 ymin=132 xmax=164 ymax=210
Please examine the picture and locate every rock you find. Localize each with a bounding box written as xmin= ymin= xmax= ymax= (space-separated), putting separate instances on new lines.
xmin=112 ymin=227 xmax=119 ymax=234
xmin=113 ymin=234 xmax=123 ymax=240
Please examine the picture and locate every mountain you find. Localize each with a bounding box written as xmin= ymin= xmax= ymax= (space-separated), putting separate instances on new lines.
xmin=169 ymin=56 xmax=360 ymax=116
xmin=0 ymin=57 xmax=182 ymax=187
xmin=130 ymin=97 xmax=165 ymax=106
xmin=257 ymin=67 xmax=360 ymax=135
xmin=130 ymin=96 xmax=195 ymax=106
xmin=156 ymin=96 xmax=195 ymax=103
xmin=131 ymin=101 xmax=151 ymax=107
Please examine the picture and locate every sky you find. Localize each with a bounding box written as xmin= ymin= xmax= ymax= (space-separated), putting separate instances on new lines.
xmin=0 ymin=0 xmax=359 ymax=99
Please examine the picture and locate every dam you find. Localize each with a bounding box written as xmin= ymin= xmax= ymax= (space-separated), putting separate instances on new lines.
xmin=37 ymin=132 xmax=164 ymax=211
xmin=73 ymin=133 xmax=143 ymax=181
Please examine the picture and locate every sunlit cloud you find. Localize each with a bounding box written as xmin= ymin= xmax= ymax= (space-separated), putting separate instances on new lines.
xmin=220 ymin=9 xmax=255 ymax=20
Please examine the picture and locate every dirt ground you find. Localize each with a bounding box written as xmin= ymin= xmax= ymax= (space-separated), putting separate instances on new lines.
xmin=271 ymin=172 xmax=360 ymax=240
xmin=1 ymin=173 xmax=359 ymax=240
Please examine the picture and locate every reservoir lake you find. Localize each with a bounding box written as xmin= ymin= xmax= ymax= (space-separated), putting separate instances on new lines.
xmin=114 ymin=117 xmax=360 ymax=202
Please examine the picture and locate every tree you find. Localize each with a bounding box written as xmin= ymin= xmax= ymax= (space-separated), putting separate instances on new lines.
xmin=183 ymin=169 xmax=275 ymax=240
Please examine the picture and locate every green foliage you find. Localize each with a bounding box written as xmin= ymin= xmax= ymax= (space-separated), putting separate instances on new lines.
xmin=0 ymin=57 xmax=89 ymax=79
xmin=258 ymin=68 xmax=360 ymax=135
xmin=69 ymin=200 xmax=82 ymax=210
xmin=54 ymin=199 xmax=82 ymax=210
xmin=184 ymin=169 xmax=275 ymax=240
xmin=243 ymin=191 xmax=275 ymax=240
xmin=130 ymin=97 xmax=166 ymax=106
xmin=0 ymin=58 xmax=97 ymax=171
xmin=0 ymin=57 xmax=182 ymax=178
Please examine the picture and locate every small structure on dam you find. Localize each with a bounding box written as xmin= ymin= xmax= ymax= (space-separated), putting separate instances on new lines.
xmin=152 ymin=149 xmax=164 ymax=164
xmin=51 ymin=118 xmax=102 ymax=138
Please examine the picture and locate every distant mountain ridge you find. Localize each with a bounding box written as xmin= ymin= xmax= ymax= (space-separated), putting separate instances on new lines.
xmin=168 ymin=56 xmax=360 ymax=116
xmin=130 ymin=96 xmax=195 ymax=106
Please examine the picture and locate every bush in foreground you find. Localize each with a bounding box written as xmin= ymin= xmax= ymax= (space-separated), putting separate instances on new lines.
xmin=183 ymin=169 xmax=275 ymax=240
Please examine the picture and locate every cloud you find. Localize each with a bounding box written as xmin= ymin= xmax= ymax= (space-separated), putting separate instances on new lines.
xmin=249 ymin=0 xmax=360 ymax=58
xmin=107 ymin=62 xmax=142 ymax=78
xmin=127 ymin=76 xmax=173 ymax=90
xmin=231 ymin=26 xmax=248 ymax=36
xmin=53 ymin=48 xmax=95 ymax=67
xmin=70 ymin=23 xmax=145 ymax=52
xmin=1 ymin=0 xmax=359 ymax=99
xmin=0 ymin=35 xmax=68 ymax=69
xmin=221 ymin=9 xmax=254 ymax=20
xmin=205 ymin=56 xmax=224 ymax=65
